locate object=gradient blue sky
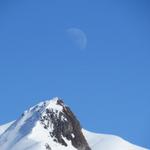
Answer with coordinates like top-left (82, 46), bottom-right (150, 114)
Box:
top-left (0, 0), bottom-right (150, 148)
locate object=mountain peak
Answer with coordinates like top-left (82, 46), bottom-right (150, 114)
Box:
top-left (0, 98), bottom-right (91, 150)
top-left (26, 97), bottom-right (63, 113)
top-left (0, 97), bottom-right (147, 150)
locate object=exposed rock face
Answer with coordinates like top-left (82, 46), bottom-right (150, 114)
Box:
top-left (40, 99), bottom-right (91, 150)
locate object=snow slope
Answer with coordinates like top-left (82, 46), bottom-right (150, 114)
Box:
top-left (83, 130), bottom-right (147, 150)
top-left (0, 97), bottom-right (148, 150)
top-left (0, 121), bottom-right (14, 135)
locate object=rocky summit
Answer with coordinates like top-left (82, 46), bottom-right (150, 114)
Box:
top-left (0, 97), bottom-right (147, 150)
top-left (40, 99), bottom-right (91, 150)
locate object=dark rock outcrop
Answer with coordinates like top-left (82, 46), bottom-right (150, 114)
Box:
top-left (40, 99), bottom-right (91, 150)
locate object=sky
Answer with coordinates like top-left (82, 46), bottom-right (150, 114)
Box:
top-left (0, 0), bottom-right (150, 148)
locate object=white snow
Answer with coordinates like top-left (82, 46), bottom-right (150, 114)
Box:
top-left (83, 129), bottom-right (147, 150)
top-left (0, 97), bottom-right (148, 150)
top-left (0, 121), bottom-right (14, 135)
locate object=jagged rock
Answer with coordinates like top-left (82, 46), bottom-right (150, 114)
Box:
top-left (45, 143), bottom-right (51, 150)
top-left (40, 99), bottom-right (91, 150)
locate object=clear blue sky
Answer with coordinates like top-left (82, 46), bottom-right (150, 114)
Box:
top-left (0, 0), bottom-right (150, 148)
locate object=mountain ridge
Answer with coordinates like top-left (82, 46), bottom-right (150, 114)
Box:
top-left (0, 97), bottom-right (148, 150)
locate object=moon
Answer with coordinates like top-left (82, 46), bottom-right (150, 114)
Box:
top-left (67, 28), bottom-right (87, 50)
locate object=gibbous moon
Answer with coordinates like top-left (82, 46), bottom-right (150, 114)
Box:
top-left (67, 28), bottom-right (87, 50)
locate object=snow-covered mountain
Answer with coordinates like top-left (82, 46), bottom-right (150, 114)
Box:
top-left (0, 97), bottom-right (148, 150)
